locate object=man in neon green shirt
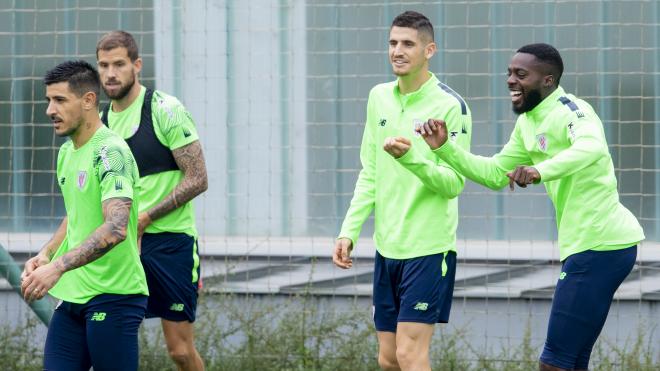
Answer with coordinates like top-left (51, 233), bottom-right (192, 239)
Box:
top-left (332, 11), bottom-right (471, 371)
top-left (96, 31), bottom-right (207, 371)
top-left (21, 60), bottom-right (148, 371)
top-left (418, 43), bottom-right (644, 371)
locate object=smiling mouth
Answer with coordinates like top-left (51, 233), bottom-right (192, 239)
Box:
top-left (510, 90), bottom-right (522, 104)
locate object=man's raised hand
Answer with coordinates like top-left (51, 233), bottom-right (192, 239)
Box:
top-left (416, 119), bottom-right (448, 150)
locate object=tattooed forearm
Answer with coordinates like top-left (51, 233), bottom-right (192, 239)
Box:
top-left (146, 140), bottom-right (208, 221)
top-left (53, 197), bottom-right (132, 273)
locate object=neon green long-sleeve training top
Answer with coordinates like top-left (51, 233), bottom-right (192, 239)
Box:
top-left (435, 86), bottom-right (644, 261)
top-left (339, 73), bottom-right (472, 259)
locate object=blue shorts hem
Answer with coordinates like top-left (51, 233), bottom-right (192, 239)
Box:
top-left (397, 317), bottom-right (445, 324)
top-left (540, 354), bottom-right (574, 370)
top-left (375, 325), bottom-right (397, 333)
top-left (145, 310), bottom-right (196, 322)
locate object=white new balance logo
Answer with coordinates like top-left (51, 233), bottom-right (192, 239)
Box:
top-left (414, 302), bottom-right (428, 311)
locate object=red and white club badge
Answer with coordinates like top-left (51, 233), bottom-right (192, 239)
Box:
top-left (536, 133), bottom-right (548, 152)
top-left (77, 171), bottom-right (87, 189)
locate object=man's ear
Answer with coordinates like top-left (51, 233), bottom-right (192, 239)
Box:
top-left (425, 42), bottom-right (437, 60)
top-left (82, 91), bottom-right (97, 110)
top-left (133, 57), bottom-right (143, 75)
top-left (544, 74), bottom-right (555, 88)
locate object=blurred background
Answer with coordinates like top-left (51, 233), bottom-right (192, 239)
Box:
top-left (1, 1), bottom-right (658, 369)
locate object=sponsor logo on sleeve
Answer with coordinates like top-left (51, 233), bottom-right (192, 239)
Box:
top-left (568, 122), bottom-right (576, 141)
top-left (158, 99), bottom-right (174, 118)
top-left (99, 146), bottom-right (111, 171)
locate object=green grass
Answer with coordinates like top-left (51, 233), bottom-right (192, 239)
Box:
top-left (2, 294), bottom-right (658, 370)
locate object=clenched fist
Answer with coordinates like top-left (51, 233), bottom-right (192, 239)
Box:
top-left (383, 137), bottom-right (411, 158)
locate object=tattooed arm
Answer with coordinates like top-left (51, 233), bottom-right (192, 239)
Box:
top-left (21, 197), bottom-right (132, 302)
top-left (138, 140), bottom-right (208, 230)
top-left (54, 197), bottom-right (132, 271)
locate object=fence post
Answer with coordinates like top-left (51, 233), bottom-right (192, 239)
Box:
top-left (0, 245), bottom-right (53, 326)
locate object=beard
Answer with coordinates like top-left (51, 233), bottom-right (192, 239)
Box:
top-left (54, 118), bottom-right (83, 138)
top-left (103, 74), bottom-right (135, 100)
top-left (512, 88), bottom-right (543, 114)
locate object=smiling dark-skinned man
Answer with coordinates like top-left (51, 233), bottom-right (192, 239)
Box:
top-left (416, 43), bottom-right (644, 371)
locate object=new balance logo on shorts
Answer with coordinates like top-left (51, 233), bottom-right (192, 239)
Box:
top-left (413, 302), bottom-right (429, 311)
top-left (90, 312), bottom-right (106, 321)
top-left (170, 303), bottom-right (185, 312)
top-left (559, 272), bottom-right (567, 280)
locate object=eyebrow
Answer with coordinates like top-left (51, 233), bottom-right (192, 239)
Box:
top-left (45, 94), bottom-right (66, 100)
top-left (389, 38), bottom-right (416, 43)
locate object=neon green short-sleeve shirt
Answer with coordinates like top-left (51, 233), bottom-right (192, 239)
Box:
top-left (50, 125), bottom-right (148, 304)
top-left (104, 86), bottom-right (200, 237)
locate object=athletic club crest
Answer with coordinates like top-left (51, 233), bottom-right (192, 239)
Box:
top-left (413, 118), bottom-right (423, 136)
top-left (77, 171), bottom-right (87, 189)
top-left (536, 133), bottom-right (548, 152)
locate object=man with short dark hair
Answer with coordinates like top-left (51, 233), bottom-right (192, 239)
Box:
top-left (96, 30), bottom-right (207, 371)
top-left (418, 43), bottom-right (644, 371)
top-left (21, 60), bottom-right (148, 371)
top-left (333, 11), bottom-right (472, 371)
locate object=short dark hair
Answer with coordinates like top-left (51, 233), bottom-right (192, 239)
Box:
top-left (392, 11), bottom-right (434, 43)
top-left (517, 43), bottom-right (564, 86)
top-left (44, 60), bottom-right (101, 105)
top-left (96, 30), bottom-right (139, 61)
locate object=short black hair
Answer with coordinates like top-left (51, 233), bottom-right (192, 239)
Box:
top-left (517, 43), bottom-right (564, 86)
top-left (392, 11), bottom-right (434, 43)
top-left (44, 60), bottom-right (101, 106)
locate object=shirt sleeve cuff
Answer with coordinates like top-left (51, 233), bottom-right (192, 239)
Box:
top-left (533, 162), bottom-right (550, 182)
top-left (337, 234), bottom-right (356, 246)
top-left (432, 140), bottom-right (456, 158)
top-left (395, 146), bottom-right (420, 166)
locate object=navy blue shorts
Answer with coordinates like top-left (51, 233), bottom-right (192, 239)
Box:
top-left (44, 293), bottom-right (147, 371)
top-left (141, 232), bottom-right (201, 322)
top-left (540, 245), bottom-right (637, 369)
top-left (373, 251), bottom-right (457, 332)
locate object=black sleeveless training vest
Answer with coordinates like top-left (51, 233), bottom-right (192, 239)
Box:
top-left (101, 88), bottom-right (179, 177)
